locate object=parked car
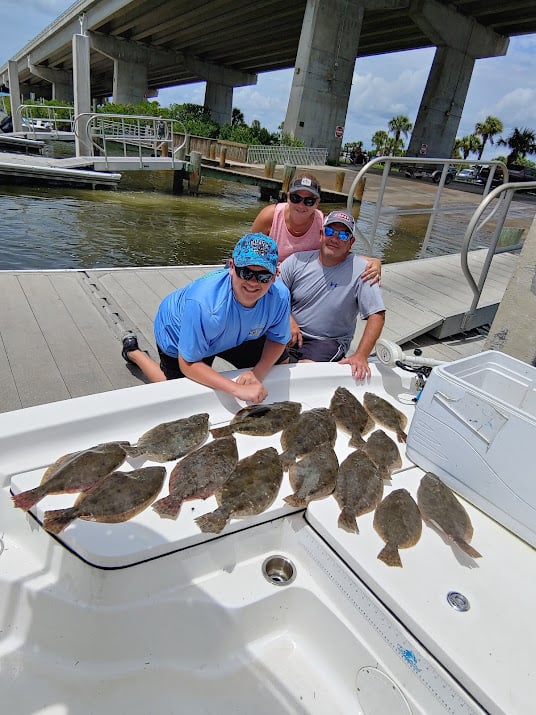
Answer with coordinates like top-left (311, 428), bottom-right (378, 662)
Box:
top-left (455, 167), bottom-right (478, 183)
top-left (505, 165), bottom-right (536, 183)
top-left (475, 166), bottom-right (504, 187)
top-left (404, 165), bottom-right (456, 184)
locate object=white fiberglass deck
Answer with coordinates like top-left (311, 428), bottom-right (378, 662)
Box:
top-left (0, 362), bottom-right (534, 714)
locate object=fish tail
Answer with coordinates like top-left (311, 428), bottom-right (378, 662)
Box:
top-left (283, 494), bottom-right (307, 508)
top-left (377, 543), bottom-right (402, 567)
top-left (42, 508), bottom-right (77, 535)
top-left (278, 452), bottom-right (294, 470)
top-left (210, 425), bottom-right (232, 438)
top-left (12, 486), bottom-right (43, 511)
top-left (338, 508), bottom-right (359, 534)
top-left (195, 508), bottom-right (229, 534)
top-left (152, 495), bottom-right (182, 520)
top-left (122, 444), bottom-right (140, 458)
top-left (396, 430), bottom-right (408, 444)
top-left (349, 433), bottom-right (366, 449)
top-left (454, 538), bottom-right (482, 559)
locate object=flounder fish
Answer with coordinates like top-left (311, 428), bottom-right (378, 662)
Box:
top-left (12, 441), bottom-right (129, 511)
top-left (363, 392), bottom-right (408, 443)
top-left (374, 488), bottom-right (422, 567)
top-left (333, 449), bottom-right (383, 533)
top-left (279, 408), bottom-right (337, 467)
top-left (364, 429), bottom-right (402, 480)
top-left (417, 472), bottom-right (482, 558)
top-left (284, 443), bottom-right (339, 507)
top-left (125, 413), bottom-right (209, 462)
top-left (152, 436), bottom-right (239, 519)
top-left (195, 447), bottom-right (283, 534)
top-left (329, 386), bottom-right (375, 447)
top-left (210, 401), bottom-right (302, 438)
top-left (43, 466), bottom-right (166, 534)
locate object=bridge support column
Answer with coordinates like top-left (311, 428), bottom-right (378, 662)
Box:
top-left (283, 0), bottom-right (364, 164)
top-left (407, 0), bottom-right (508, 159)
top-left (113, 59), bottom-right (148, 105)
top-left (73, 33), bottom-right (92, 157)
top-left (28, 64), bottom-right (73, 102)
top-left (7, 60), bottom-right (22, 132)
top-left (204, 82), bottom-right (233, 126)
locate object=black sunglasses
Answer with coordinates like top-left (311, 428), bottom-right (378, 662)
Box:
top-left (289, 193), bottom-right (317, 207)
top-left (234, 265), bottom-right (274, 283)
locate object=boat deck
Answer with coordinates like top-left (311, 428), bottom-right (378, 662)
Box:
top-left (0, 249), bottom-right (517, 413)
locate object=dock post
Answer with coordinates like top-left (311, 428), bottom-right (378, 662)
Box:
top-left (219, 147), bottom-right (227, 168)
top-left (335, 171), bottom-right (345, 192)
top-left (352, 177), bottom-right (366, 219)
top-left (189, 150), bottom-right (202, 195)
top-left (264, 160), bottom-right (276, 178)
top-left (209, 141), bottom-right (217, 160)
top-left (280, 165), bottom-right (296, 199)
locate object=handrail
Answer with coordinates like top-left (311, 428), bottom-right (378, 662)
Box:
top-left (346, 156), bottom-right (508, 255)
top-left (460, 180), bottom-right (536, 331)
top-left (16, 104), bottom-right (75, 137)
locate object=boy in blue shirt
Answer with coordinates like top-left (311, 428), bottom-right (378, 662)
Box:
top-left (122, 233), bottom-right (290, 404)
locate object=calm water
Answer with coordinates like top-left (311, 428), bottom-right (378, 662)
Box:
top-left (0, 142), bottom-right (444, 270)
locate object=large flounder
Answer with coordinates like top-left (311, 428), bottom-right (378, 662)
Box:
top-left (210, 401), bottom-right (302, 438)
top-left (195, 447), bottom-right (283, 534)
top-left (333, 449), bottom-right (383, 533)
top-left (43, 466), bottom-right (166, 534)
top-left (152, 436), bottom-right (239, 519)
top-left (363, 429), bottom-right (402, 480)
top-left (417, 472), bottom-right (482, 558)
top-left (363, 392), bottom-right (408, 443)
top-left (279, 408), bottom-right (337, 467)
top-left (125, 413), bottom-right (209, 462)
top-left (12, 441), bottom-right (129, 511)
top-left (374, 488), bottom-right (422, 567)
top-left (284, 442), bottom-right (339, 508)
top-left (329, 386), bottom-right (375, 447)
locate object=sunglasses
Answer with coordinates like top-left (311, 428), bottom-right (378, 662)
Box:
top-left (289, 193), bottom-right (317, 207)
top-left (324, 226), bottom-right (352, 241)
top-left (234, 265), bottom-right (274, 283)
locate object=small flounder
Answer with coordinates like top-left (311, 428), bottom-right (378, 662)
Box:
top-left (195, 447), bottom-right (283, 534)
top-left (210, 401), bottom-right (302, 438)
top-left (333, 450), bottom-right (383, 533)
top-left (363, 392), bottom-right (408, 443)
top-left (329, 386), bottom-right (375, 447)
top-left (43, 466), bottom-right (166, 534)
top-left (364, 429), bottom-right (402, 480)
top-left (284, 443), bottom-right (339, 507)
top-left (125, 413), bottom-right (209, 462)
top-left (417, 472), bottom-right (482, 558)
top-left (279, 408), bottom-right (337, 467)
top-left (374, 488), bottom-right (422, 567)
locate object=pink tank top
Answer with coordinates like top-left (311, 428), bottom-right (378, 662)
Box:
top-left (269, 203), bottom-right (323, 262)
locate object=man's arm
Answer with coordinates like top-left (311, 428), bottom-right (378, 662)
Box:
top-left (338, 311), bottom-right (386, 380)
top-left (251, 204), bottom-right (276, 235)
top-left (178, 355), bottom-right (269, 404)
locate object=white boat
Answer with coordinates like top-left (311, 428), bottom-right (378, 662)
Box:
top-left (0, 357), bottom-right (534, 714)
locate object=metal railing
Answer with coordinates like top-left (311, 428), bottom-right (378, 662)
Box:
top-left (73, 113), bottom-right (188, 169)
top-left (17, 104), bottom-right (75, 137)
top-left (247, 145), bottom-right (327, 165)
top-left (460, 180), bottom-right (536, 331)
top-left (346, 156), bottom-right (509, 256)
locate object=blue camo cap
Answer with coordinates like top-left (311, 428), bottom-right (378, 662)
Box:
top-left (232, 233), bottom-right (279, 274)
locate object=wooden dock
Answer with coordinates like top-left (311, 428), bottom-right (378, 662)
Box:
top-left (0, 249), bottom-right (518, 414)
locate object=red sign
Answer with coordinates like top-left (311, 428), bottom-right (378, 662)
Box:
top-left (335, 125), bottom-right (344, 139)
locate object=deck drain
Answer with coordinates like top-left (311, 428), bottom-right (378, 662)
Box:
top-left (262, 555), bottom-right (296, 586)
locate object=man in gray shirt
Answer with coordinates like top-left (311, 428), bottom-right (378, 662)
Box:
top-left (279, 209), bottom-right (385, 381)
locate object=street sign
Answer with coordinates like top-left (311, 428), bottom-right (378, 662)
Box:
top-left (419, 143), bottom-right (427, 155)
top-left (335, 125), bottom-right (344, 138)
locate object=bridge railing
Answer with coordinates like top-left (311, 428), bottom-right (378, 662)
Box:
top-left (247, 145), bottom-right (327, 165)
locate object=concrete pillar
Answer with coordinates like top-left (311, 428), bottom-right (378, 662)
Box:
top-left (283, 0), bottom-right (364, 163)
top-left (73, 33), bottom-right (92, 157)
top-left (7, 60), bottom-right (22, 132)
top-left (28, 64), bottom-right (73, 102)
top-left (407, 0), bottom-right (508, 159)
top-left (204, 81), bottom-right (233, 126)
top-left (113, 58), bottom-right (148, 104)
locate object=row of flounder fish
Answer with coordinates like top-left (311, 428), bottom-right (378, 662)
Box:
top-left (11, 388), bottom-right (481, 566)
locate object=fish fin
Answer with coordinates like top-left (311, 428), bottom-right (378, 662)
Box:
top-left (210, 426), bottom-right (233, 439)
top-left (42, 508), bottom-right (77, 535)
top-left (338, 508), bottom-right (359, 534)
top-left (152, 495), bottom-right (182, 520)
top-left (283, 494), bottom-right (307, 508)
top-left (454, 538), bottom-right (482, 559)
top-left (377, 543), bottom-right (403, 567)
top-left (195, 508), bottom-right (229, 534)
top-left (12, 486), bottom-right (43, 511)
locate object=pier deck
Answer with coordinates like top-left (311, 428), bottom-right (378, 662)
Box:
top-left (0, 249), bottom-right (517, 414)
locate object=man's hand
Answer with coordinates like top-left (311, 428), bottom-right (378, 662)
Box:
top-left (360, 257), bottom-right (382, 286)
top-left (234, 370), bottom-right (268, 403)
top-left (338, 354), bottom-right (371, 381)
top-left (289, 314), bottom-right (303, 347)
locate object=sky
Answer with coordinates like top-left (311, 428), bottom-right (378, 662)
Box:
top-left (2, 0), bottom-right (536, 160)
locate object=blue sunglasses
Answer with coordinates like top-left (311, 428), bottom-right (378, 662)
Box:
top-left (324, 226), bottom-right (352, 241)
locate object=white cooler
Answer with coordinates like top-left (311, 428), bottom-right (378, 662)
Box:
top-left (406, 350), bottom-right (536, 548)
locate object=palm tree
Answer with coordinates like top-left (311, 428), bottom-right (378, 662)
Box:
top-left (387, 115), bottom-right (413, 153)
top-left (474, 116), bottom-right (503, 160)
top-left (371, 130), bottom-right (390, 155)
top-left (455, 134), bottom-right (482, 160)
top-left (498, 127), bottom-right (536, 165)
top-left (231, 107), bottom-right (245, 127)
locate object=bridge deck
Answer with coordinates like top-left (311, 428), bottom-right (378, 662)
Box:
top-left (0, 249), bottom-right (517, 414)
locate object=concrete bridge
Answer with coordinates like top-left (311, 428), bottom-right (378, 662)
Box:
top-left (1, 1), bottom-right (536, 162)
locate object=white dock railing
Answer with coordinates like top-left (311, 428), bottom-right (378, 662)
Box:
top-left (247, 145), bottom-right (327, 165)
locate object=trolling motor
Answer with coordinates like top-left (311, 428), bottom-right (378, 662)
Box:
top-left (374, 338), bottom-right (446, 399)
